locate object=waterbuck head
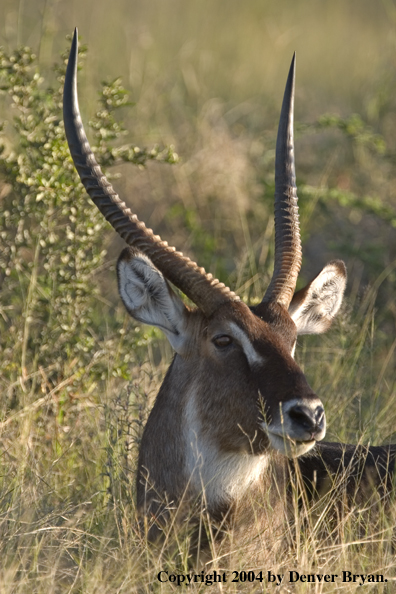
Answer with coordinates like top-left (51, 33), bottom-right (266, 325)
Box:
top-left (63, 30), bottom-right (346, 515)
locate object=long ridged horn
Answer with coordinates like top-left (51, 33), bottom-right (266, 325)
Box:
top-left (63, 29), bottom-right (238, 316)
top-left (262, 54), bottom-right (302, 308)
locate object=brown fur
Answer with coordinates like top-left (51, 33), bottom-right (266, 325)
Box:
top-left (136, 300), bottom-right (323, 544)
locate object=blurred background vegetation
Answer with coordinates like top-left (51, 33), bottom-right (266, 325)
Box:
top-left (1, 0), bottom-right (396, 590)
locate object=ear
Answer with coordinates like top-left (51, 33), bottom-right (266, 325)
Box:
top-left (288, 260), bottom-right (347, 335)
top-left (117, 248), bottom-right (191, 354)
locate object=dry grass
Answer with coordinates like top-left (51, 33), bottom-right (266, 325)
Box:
top-left (0, 315), bottom-right (396, 592)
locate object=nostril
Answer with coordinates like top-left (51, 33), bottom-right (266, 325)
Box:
top-left (288, 405), bottom-right (316, 431)
top-left (315, 406), bottom-right (325, 429)
top-left (288, 404), bottom-right (325, 435)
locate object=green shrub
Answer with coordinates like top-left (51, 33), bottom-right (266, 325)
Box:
top-left (0, 40), bottom-right (177, 409)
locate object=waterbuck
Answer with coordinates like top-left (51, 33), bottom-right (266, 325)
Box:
top-left (63, 30), bottom-right (395, 552)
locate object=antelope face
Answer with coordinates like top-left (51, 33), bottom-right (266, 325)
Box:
top-left (115, 252), bottom-right (345, 462)
top-left (198, 299), bottom-right (325, 458)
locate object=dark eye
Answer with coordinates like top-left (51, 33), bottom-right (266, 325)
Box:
top-left (213, 334), bottom-right (233, 348)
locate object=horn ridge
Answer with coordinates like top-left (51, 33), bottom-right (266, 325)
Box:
top-left (263, 53), bottom-right (302, 308)
top-left (63, 29), bottom-right (238, 316)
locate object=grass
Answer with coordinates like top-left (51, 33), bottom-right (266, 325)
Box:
top-left (0, 371), bottom-right (396, 593)
top-left (1, 0), bottom-right (396, 591)
top-left (1, 284), bottom-right (396, 592)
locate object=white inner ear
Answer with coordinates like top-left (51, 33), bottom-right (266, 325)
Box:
top-left (117, 250), bottom-right (189, 353)
top-left (289, 260), bottom-right (347, 335)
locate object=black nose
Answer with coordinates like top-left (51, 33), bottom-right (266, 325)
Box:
top-left (288, 404), bottom-right (325, 437)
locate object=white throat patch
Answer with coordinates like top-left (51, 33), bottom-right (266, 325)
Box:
top-left (184, 390), bottom-right (269, 507)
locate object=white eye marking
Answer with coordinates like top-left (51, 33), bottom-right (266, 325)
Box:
top-left (228, 322), bottom-right (263, 366)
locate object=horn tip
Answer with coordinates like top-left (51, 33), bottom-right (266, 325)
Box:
top-left (289, 52), bottom-right (296, 82)
top-left (71, 28), bottom-right (78, 51)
